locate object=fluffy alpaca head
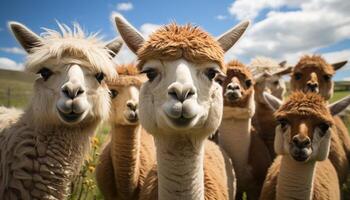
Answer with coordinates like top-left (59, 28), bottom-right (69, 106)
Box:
top-left (222, 60), bottom-right (254, 109)
top-left (250, 56), bottom-right (291, 103)
top-left (291, 55), bottom-right (347, 100)
top-left (274, 92), bottom-right (334, 163)
top-left (107, 63), bottom-right (145, 125)
top-left (9, 21), bottom-right (122, 127)
top-left (114, 14), bottom-right (249, 138)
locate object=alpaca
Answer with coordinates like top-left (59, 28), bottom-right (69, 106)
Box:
top-left (0, 22), bottom-right (122, 199)
top-left (95, 63), bottom-right (156, 200)
top-left (290, 55), bottom-right (349, 183)
top-left (250, 57), bottom-right (292, 158)
top-left (260, 91), bottom-right (350, 200)
top-left (218, 60), bottom-right (272, 200)
top-left (114, 14), bottom-right (250, 200)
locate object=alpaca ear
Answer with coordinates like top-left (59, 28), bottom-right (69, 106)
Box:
top-left (328, 95), bottom-right (350, 116)
top-left (105, 37), bottom-right (123, 57)
top-left (113, 14), bottom-right (145, 54)
top-left (272, 66), bottom-right (293, 77)
top-left (8, 21), bottom-right (42, 53)
top-left (279, 60), bottom-right (287, 67)
top-left (332, 60), bottom-right (347, 71)
top-left (216, 20), bottom-right (250, 52)
top-left (263, 92), bottom-right (282, 111)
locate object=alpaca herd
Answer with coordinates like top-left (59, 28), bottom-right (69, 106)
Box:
top-left (0, 13), bottom-right (350, 200)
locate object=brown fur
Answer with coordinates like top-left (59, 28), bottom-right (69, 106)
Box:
top-left (139, 140), bottom-right (235, 200)
top-left (96, 66), bottom-right (156, 199)
top-left (220, 60), bottom-right (271, 199)
top-left (290, 55), bottom-right (350, 183)
top-left (223, 60), bottom-right (254, 108)
top-left (260, 92), bottom-right (340, 200)
top-left (107, 64), bottom-right (145, 87)
top-left (260, 156), bottom-right (339, 200)
top-left (137, 24), bottom-right (225, 71)
top-left (96, 127), bottom-right (156, 200)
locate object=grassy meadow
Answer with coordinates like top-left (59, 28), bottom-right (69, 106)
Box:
top-left (0, 68), bottom-right (350, 199)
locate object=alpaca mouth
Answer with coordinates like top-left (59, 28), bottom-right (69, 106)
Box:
top-left (166, 114), bottom-right (198, 128)
top-left (126, 112), bottom-right (138, 123)
top-left (291, 148), bottom-right (311, 162)
top-left (57, 108), bottom-right (85, 124)
top-left (225, 90), bottom-right (242, 102)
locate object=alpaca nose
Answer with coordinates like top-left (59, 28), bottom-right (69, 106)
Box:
top-left (306, 82), bottom-right (318, 92)
top-left (168, 82), bottom-right (196, 103)
top-left (61, 82), bottom-right (85, 99)
top-left (126, 100), bottom-right (138, 111)
top-left (227, 83), bottom-right (240, 91)
top-left (292, 136), bottom-right (311, 148)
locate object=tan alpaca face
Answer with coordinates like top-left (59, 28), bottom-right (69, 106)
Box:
top-left (275, 116), bottom-right (332, 162)
top-left (33, 62), bottom-right (111, 125)
top-left (139, 59), bottom-right (223, 136)
top-left (264, 75), bottom-right (286, 99)
top-left (291, 66), bottom-right (334, 100)
top-left (222, 68), bottom-right (253, 107)
top-left (108, 84), bottom-right (140, 125)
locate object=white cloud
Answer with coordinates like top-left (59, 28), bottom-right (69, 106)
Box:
top-left (0, 57), bottom-right (24, 70)
top-left (216, 15), bottom-right (227, 20)
top-left (225, 0), bottom-right (350, 68)
top-left (0, 47), bottom-right (26, 55)
top-left (117, 2), bottom-right (133, 11)
top-left (140, 23), bottom-right (161, 37)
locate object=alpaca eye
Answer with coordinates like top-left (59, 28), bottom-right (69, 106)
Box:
top-left (141, 69), bottom-right (158, 82)
top-left (245, 79), bottom-right (252, 87)
top-left (109, 89), bottom-right (118, 99)
top-left (37, 67), bottom-right (53, 81)
top-left (323, 74), bottom-right (331, 81)
top-left (273, 80), bottom-right (279, 85)
top-left (95, 72), bottom-right (105, 83)
top-left (319, 123), bottom-right (330, 135)
top-left (278, 119), bottom-right (288, 128)
top-left (294, 73), bottom-right (302, 80)
top-left (206, 68), bottom-right (220, 81)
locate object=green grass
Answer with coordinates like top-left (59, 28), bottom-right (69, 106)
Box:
top-left (330, 90), bottom-right (350, 103)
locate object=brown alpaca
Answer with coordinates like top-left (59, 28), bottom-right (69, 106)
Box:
top-left (260, 92), bottom-right (350, 200)
top-left (218, 60), bottom-right (272, 200)
top-left (250, 57), bottom-right (292, 158)
top-left (0, 22), bottom-right (122, 199)
top-left (95, 64), bottom-right (156, 200)
top-left (114, 13), bottom-right (250, 199)
top-left (290, 55), bottom-right (349, 183)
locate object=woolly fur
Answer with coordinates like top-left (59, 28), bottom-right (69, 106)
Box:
top-left (137, 24), bottom-right (225, 71)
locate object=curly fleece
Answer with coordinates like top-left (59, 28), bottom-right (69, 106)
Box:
top-left (108, 64), bottom-right (145, 87)
top-left (274, 91), bottom-right (334, 125)
top-left (294, 55), bottom-right (334, 75)
top-left (136, 24), bottom-right (225, 71)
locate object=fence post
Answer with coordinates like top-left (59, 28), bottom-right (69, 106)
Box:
top-left (7, 87), bottom-right (11, 107)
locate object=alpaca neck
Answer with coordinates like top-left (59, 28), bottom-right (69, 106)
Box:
top-left (155, 135), bottom-right (205, 200)
top-left (277, 156), bottom-right (316, 200)
top-left (110, 124), bottom-right (141, 198)
top-left (219, 103), bottom-right (254, 186)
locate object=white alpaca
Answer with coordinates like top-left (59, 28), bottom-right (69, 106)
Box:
top-left (250, 57), bottom-right (292, 158)
top-left (260, 92), bottom-right (350, 200)
top-left (0, 22), bottom-right (122, 199)
top-left (114, 14), bottom-right (250, 200)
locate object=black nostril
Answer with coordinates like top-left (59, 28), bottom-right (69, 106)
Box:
top-left (62, 88), bottom-right (70, 98)
top-left (293, 137), bottom-right (311, 148)
top-left (303, 139), bottom-right (311, 147)
top-left (228, 84), bottom-right (240, 90)
top-left (77, 88), bottom-right (85, 96)
top-left (292, 137), bottom-right (299, 145)
top-left (307, 83), bottom-right (318, 89)
top-left (127, 102), bottom-right (137, 111)
top-left (168, 91), bottom-right (178, 99)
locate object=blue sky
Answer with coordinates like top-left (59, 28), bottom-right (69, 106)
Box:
top-left (0, 0), bottom-right (350, 80)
